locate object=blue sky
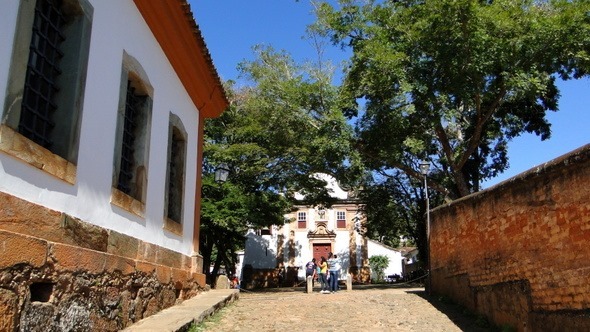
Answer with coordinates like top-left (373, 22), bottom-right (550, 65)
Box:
top-left (191, 0), bottom-right (590, 188)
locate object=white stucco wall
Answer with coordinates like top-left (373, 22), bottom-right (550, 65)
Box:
top-left (242, 230), bottom-right (278, 269)
top-left (294, 173), bottom-right (349, 200)
top-left (367, 239), bottom-right (403, 279)
top-left (0, 2), bottom-right (19, 95)
top-left (0, 1), bottom-right (201, 255)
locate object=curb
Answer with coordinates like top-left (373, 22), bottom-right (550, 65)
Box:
top-left (122, 289), bottom-right (239, 331)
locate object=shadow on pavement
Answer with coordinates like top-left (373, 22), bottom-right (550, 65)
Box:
top-left (237, 284), bottom-right (499, 331)
top-left (406, 290), bottom-right (499, 332)
top-left (238, 282), bottom-right (424, 294)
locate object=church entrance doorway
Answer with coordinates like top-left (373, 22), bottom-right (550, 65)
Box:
top-left (312, 243), bottom-right (331, 263)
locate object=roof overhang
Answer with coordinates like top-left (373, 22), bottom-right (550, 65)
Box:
top-left (133, 0), bottom-right (228, 118)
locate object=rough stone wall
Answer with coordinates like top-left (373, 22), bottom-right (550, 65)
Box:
top-left (348, 266), bottom-right (371, 284)
top-left (241, 268), bottom-right (282, 289)
top-left (0, 192), bottom-right (206, 331)
top-left (430, 144), bottom-right (590, 331)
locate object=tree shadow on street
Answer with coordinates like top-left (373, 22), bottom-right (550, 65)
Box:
top-left (406, 289), bottom-right (502, 332)
top-left (238, 281), bottom-right (424, 294)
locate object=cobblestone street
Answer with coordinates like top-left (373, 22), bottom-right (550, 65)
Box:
top-left (197, 285), bottom-right (495, 331)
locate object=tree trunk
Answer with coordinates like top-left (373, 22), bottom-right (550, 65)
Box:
top-left (210, 254), bottom-right (223, 288)
top-left (200, 235), bottom-right (213, 285)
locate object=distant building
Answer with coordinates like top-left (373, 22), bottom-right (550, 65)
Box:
top-left (0, 0), bottom-right (226, 330)
top-left (400, 247), bottom-right (422, 280)
top-left (366, 239), bottom-right (404, 280)
top-left (239, 173), bottom-right (404, 288)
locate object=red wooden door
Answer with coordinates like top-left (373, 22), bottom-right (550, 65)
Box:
top-left (313, 243), bottom-right (331, 263)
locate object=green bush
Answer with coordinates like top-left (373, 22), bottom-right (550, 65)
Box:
top-left (368, 255), bottom-right (389, 282)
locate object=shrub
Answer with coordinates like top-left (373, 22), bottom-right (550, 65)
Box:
top-left (368, 255), bottom-right (389, 282)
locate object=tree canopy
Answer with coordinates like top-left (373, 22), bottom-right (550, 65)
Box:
top-left (200, 45), bottom-right (360, 283)
top-left (316, 0), bottom-right (590, 199)
top-left (200, 0), bottom-right (590, 279)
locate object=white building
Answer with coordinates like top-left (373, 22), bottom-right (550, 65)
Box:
top-left (366, 239), bottom-right (404, 280)
top-left (239, 174), bottom-right (404, 288)
top-left (0, 0), bottom-right (226, 330)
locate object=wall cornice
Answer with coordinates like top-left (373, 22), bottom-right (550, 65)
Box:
top-left (133, 0), bottom-right (228, 118)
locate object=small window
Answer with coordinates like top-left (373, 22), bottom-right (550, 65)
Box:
top-left (297, 212), bottom-right (307, 229)
top-left (260, 227), bottom-right (272, 236)
top-left (336, 211), bottom-right (346, 228)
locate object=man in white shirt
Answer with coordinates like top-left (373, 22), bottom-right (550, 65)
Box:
top-left (327, 253), bottom-right (340, 293)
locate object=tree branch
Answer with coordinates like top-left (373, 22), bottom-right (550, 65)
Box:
top-left (457, 87), bottom-right (506, 169)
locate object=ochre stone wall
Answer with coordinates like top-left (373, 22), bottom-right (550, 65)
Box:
top-left (241, 267), bottom-right (283, 289)
top-left (430, 144), bottom-right (590, 331)
top-left (348, 266), bottom-right (371, 284)
top-left (0, 192), bottom-right (206, 331)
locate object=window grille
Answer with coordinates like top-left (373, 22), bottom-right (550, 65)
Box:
top-left (117, 81), bottom-right (142, 194)
top-left (167, 130), bottom-right (184, 222)
top-left (19, 0), bottom-right (65, 148)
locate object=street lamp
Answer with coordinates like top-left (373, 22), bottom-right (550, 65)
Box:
top-left (419, 161), bottom-right (430, 238)
top-left (419, 160), bottom-right (431, 294)
top-left (214, 163), bottom-right (229, 183)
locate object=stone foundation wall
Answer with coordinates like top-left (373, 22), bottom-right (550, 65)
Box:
top-left (241, 267), bottom-right (283, 289)
top-left (348, 266), bottom-right (371, 284)
top-left (0, 192), bottom-right (206, 331)
top-left (430, 144), bottom-right (590, 331)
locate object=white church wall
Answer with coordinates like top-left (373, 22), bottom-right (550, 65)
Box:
top-left (367, 239), bottom-right (404, 279)
top-left (242, 230), bottom-right (278, 269)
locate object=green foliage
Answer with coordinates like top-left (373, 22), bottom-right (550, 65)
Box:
top-left (201, 45), bottom-right (360, 284)
top-left (187, 305), bottom-right (232, 331)
top-left (359, 171), bottom-right (442, 262)
top-left (316, 0), bottom-right (590, 199)
top-left (307, 0), bottom-right (590, 267)
top-left (368, 255), bottom-right (389, 282)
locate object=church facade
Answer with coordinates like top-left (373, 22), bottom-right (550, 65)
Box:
top-left (238, 174), bottom-right (403, 288)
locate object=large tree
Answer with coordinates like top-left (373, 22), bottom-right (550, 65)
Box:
top-left (200, 45), bottom-right (360, 285)
top-left (316, 0), bottom-right (590, 199)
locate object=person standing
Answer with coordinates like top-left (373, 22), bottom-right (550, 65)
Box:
top-left (327, 253), bottom-right (341, 293)
top-left (315, 261), bottom-right (321, 284)
top-left (305, 258), bottom-right (317, 291)
top-left (231, 275), bottom-right (240, 289)
top-left (318, 256), bottom-right (329, 293)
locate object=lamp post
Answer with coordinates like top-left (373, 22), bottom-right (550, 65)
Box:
top-left (419, 160), bottom-right (431, 294)
top-left (214, 163), bottom-right (229, 183)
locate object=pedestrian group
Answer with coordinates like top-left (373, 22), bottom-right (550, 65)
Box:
top-left (305, 252), bottom-right (341, 294)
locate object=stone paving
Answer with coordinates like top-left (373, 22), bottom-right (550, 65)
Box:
top-left (196, 284), bottom-right (497, 331)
